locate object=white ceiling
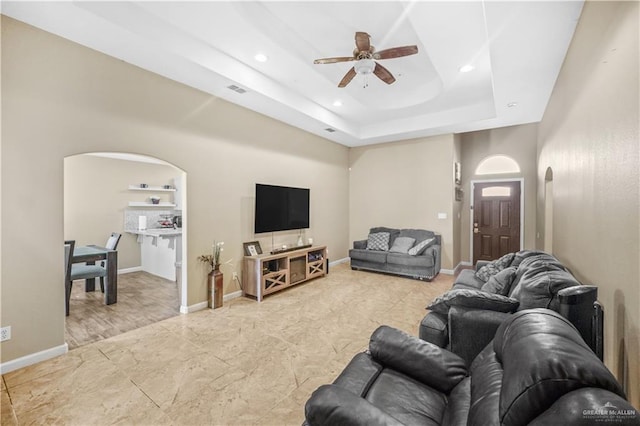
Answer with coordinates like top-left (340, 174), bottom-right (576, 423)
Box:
top-left (2, 1), bottom-right (583, 147)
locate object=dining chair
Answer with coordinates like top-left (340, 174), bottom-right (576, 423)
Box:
top-left (64, 240), bottom-right (76, 317)
top-left (70, 232), bottom-right (121, 295)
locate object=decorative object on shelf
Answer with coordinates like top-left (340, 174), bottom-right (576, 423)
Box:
top-left (455, 186), bottom-right (463, 202)
top-left (243, 241), bottom-right (263, 256)
top-left (198, 241), bottom-right (225, 309)
top-left (163, 185), bottom-right (173, 189)
top-left (140, 183), bottom-right (148, 188)
top-left (150, 196), bottom-right (161, 205)
top-left (454, 162), bottom-right (461, 185)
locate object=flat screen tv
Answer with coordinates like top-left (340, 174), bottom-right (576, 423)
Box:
top-left (255, 184), bottom-right (310, 234)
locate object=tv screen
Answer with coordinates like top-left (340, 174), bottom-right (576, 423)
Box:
top-left (255, 184), bottom-right (310, 233)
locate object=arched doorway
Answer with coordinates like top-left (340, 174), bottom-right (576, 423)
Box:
top-left (64, 152), bottom-right (187, 349)
top-left (544, 167), bottom-right (554, 253)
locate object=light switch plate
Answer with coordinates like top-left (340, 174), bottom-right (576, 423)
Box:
top-left (438, 213), bottom-right (447, 219)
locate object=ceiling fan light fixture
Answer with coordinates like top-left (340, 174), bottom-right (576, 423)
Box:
top-left (354, 58), bottom-right (375, 75)
top-left (459, 64), bottom-right (475, 73)
top-left (333, 100), bottom-right (343, 107)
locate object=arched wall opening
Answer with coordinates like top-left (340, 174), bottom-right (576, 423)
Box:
top-left (63, 152), bottom-right (187, 348)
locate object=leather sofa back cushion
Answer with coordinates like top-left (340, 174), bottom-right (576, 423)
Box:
top-left (493, 310), bottom-right (625, 425)
top-left (510, 260), bottom-right (580, 311)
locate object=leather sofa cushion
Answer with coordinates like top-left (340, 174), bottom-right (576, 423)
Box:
top-left (333, 352), bottom-right (382, 397)
top-left (366, 369), bottom-right (446, 426)
top-left (349, 249), bottom-right (387, 264)
top-left (419, 312), bottom-right (448, 347)
top-left (493, 309), bottom-right (625, 425)
top-left (441, 377), bottom-right (471, 426)
top-left (468, 344), bottom-right (502, 426)
top-left (511, 262), bottom-right (581, 311)
top-left (369, 326), bottom-right (467, 393)
top-left (387, 252), bottom-right (434, 267)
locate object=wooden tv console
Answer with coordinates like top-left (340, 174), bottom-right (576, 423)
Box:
top-left (242, 245), bottom-right (327, 302)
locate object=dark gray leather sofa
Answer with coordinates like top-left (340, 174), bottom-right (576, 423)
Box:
top-left (349, 227), bottom-right (441, 281)
top-left (420, 250), bottom-right (603, 365)
top-left (304, 309), bottom-right (639, 426)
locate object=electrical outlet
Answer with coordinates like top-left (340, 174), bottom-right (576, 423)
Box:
top-left (0, 326), bottom-right (11, 342)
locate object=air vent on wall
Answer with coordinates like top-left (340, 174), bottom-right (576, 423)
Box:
top-left (227, 84), bottom-right (247, 94)
top-left (324, 128), bottom-right (336, 133)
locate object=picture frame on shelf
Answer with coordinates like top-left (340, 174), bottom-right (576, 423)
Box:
top-left (243, 241), bottom-right (262, 256)
top-left (454, 162), bottom-right (461, 185)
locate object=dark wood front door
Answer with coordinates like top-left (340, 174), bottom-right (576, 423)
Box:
top-left (473, 181), bottom-right (521, 263)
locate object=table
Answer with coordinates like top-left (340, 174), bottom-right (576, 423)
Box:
top-left (72, 245), bottom-right (118, 305)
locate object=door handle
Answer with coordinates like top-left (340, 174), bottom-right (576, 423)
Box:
top-left (474, 228), bottom-right (479, 234)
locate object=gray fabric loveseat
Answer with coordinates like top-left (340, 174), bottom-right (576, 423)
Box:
top-left (349, 227), bottom-right (441, 281)
top-left (420, 250), bottom-right (603, 365)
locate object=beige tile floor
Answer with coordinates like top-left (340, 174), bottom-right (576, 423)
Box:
top-left (1, 263), bottom-right (453, 426)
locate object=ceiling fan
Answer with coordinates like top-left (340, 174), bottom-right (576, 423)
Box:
top-left (313, 32), bottom-right (418, 88)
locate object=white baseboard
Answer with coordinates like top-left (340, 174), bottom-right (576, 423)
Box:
top-left (179, 301), bottom-right (208, 314)
top-left (223, 290), bottom-right (242, 302)
top-left (118, 266), bottom-right (143, 274)
top-left (0, 343), bottom-right (68, 374)
top-left (329, 257), bottom-right (349, 266)
top-left (453, 261), bottom-right (473, 275)
top-left (440, 268), bottom-right (455, 275)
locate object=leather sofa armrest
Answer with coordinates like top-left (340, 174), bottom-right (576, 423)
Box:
top-left (475, 260), bottom-right (491, 271)
top-left (353, 239), bottom-right (367, 249)
top-left (529, 388), bottom-right (639, 425)
top-left (558, 285), bottom-right (603, 360)
top-left (369, 326), bottom-right (467, 393)
top-left (448, 306), bottom-right (512, 366)
top-left (305, 385), bottom-right (404, 426)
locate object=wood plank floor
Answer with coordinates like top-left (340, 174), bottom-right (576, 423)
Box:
top-left (64, 271), bottom-right (180, 350)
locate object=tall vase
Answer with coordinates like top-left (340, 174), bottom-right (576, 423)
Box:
top-left (208, 265), bottom-right (224, 309)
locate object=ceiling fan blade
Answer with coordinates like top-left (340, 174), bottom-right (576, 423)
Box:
top-left (373, 63), bottom-right (396, 85)
top-left (313, 57), bottom-right (355, 64)
top-left (338, 67), bottom-right (357, 88)
top-left (373, 45), bottom-right (419, 60)
top-left (355, 32), bottom-right (371, 52)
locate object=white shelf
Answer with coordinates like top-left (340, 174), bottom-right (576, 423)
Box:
top-left (128, 202), bottom-right (176, 208)
top-left (128, 185), bottom-right (176, 192)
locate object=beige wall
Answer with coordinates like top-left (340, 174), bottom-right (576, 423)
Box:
top-left (349, 134), bottom-right (457, 270)
top-left (64, 155), bottom-right (179, 269)
top-left (459, 124), bottom-right (539, 263)
top-left (537, 1), bottom-right (639, 405)
top-left (1, 17), bottom-right (349, 364)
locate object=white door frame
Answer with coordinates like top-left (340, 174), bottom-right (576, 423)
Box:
top-left (469, 178), bottom-right (524, 263)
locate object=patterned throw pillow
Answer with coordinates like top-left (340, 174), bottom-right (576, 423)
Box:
top-left (389, 237), bottom-right (416, 254)
top-left (426, 289), bottom-right (520, 314)
top-left (367, 232), bottom-right (390, 251)
top-left (408, 238), bottom-right (435, 256)
top-left (475, 253), bottom-right (516, 282)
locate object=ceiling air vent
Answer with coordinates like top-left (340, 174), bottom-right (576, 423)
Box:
top-left (227, 84), bottom-right (247, 94)
top-left (324, 128), bottom-right (336, 133)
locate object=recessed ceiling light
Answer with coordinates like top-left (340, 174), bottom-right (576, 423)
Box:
top-left (254, 53), bottom-right (268, 63)
top-left (507, 102), bottom-right (518, 108)
top-left (459, 64), bottom-right (475, 73)
top-left (333, 100), bottom-right (343, 107)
